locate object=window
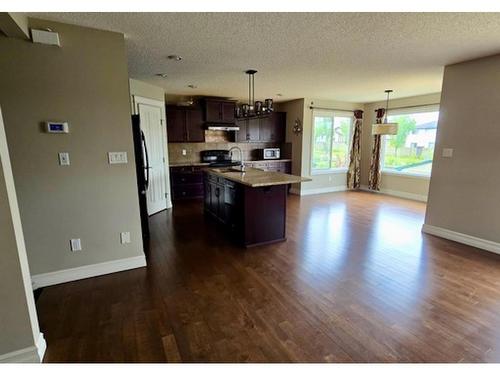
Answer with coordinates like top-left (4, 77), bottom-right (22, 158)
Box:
top-left (311, 111), bottom-right (353, 172)
top-left (381, 106), bottom-right (439, 177)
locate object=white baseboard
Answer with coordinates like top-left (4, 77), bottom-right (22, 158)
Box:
top-left (359, 184), bottom-right (427, 202)
top-left (291, 185), bottom-right (348, 196)
top-left (31, 255), bottom-right (147, 289)
top-left (0, 333), bottom-right (46, 363)
top-left (422, 224), bottom-right (500, 256)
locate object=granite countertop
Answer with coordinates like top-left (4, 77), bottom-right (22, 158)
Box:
top-left (169, 159), bottom-right (292, 167)
top-left (169, 162), bottom-right (211, 167)
top-left (208, 167), bottom-right (311, 188)
top-left (245, 159), bottom-right (292, 163)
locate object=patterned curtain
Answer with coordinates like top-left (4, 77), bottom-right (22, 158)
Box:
top-left (368, 108), bottom-right (386, 191)
top-left (347, 110), bottom-right (363, 189)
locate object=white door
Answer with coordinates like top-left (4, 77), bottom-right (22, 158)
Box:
top-left (138, 102), bottom-right (167, 215)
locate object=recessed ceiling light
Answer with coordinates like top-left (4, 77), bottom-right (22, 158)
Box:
top-left (156, 73), bottom-right (168, 78)
top-left (187, 84), bottom-right (198, 89)
top-left (167, 55), bottom-right (183, 61)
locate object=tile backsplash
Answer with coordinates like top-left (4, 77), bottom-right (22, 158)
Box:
top-left (168, 142), bottom-right (292, 164)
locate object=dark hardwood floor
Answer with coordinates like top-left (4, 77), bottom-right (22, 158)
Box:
top-left (36, 191), bottom-right (500, 362)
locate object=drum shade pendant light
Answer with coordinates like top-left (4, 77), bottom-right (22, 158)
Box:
top-left (372, 90), bottom-right (398, 135)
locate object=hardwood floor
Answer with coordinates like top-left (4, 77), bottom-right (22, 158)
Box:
top-left (36, 191), bottom-right (500, 362)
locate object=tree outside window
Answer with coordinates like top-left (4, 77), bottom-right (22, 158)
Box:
top-left (382, 110), bottom-right (439, 176)
top-left (312, 113), bottom-right (353, 172)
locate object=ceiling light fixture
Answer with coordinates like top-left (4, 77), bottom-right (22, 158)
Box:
top-left (187, 84), bottom-right (197, 89)
top-left (167, 54), bottom-right (183, 61)
top-left (237, 70), bottom-right (274, 118)
top-left (372, 89), bottom-right (398, 135)
top-left (155, 73), bottom-right (168, 78)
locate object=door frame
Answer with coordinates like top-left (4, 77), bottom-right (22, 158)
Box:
top-left (132, 95), bottom-right (172, 210)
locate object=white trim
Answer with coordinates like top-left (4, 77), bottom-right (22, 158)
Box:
top-left (422, 224), bottom-right (500, 256)
top-left (291, 185), bottom-right (348, 196)
top-left (132, 96), bottom-right (165, 115)
top-left (381, 170), bottom-right (431, 180)
top-left (359, 184), bottom-right (427, 202)
top-left (31, 255), bottom-right (147, 289)
top-left (311, 168), bottom-right (348, 176)
top-left (0, 333), bottom-right (46, 363)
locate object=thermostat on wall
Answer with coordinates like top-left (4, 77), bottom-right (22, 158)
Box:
top-left (46, 121), bottom-right (69, 133)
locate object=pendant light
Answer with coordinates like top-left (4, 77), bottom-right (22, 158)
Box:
top-left (247, 69), bottom-right (257, 115)
top-left (237, 70), bottom-right (274, 118)
top-left (372, 90), bottom-right (398, 135)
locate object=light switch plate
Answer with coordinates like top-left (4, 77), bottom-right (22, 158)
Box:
top-left (70, 238), bottom-right (82, 251)
top-left (108, 152), bottom-right (128, 164)
top-left (442, 148), bottom-right (453, 158)
top-left (120, 232), bottom-right (131, 244)
top-left (182, 149), bottom-right (187, 156)
top-left (58, 152), bottom-right (70, 166)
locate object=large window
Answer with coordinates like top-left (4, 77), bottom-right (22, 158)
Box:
top-left (311, 111), bottom-right (353, 172)
top-left (382, 106), bottom-right (439, 177)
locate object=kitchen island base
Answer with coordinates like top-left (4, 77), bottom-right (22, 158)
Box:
top-left (204, 171), bottom-right (292, 247)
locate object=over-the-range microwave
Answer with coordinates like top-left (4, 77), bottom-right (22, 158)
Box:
top-left (261, 148), bottom-right (281, 160)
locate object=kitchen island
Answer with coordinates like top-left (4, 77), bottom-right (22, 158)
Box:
top-left (204, 167), bottom-right (311, 247)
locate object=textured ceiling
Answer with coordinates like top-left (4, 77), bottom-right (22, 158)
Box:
top-left (29, 12), bottom-right (500, 103)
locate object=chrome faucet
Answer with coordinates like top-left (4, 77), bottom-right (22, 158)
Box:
top-left (229, 146), bottom-right (246, 172)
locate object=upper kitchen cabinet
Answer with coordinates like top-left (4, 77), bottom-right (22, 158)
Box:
top-left (236, 112), bottom-right (286, 143)
top-left (166, 105), bottom-right (205, 143)
top-left (272, 112), bottom-right (286, 142)
top-left (204, 99), bottom-right (236, 124)
top-left (236, 118), bottom-right (260, 142)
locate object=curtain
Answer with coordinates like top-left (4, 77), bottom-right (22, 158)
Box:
top-left (368, 108), bottom-right (385, 191)
top-left (347, 110), bottom-right (363, 189)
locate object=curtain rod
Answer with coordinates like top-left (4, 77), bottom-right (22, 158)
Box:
top-left (309, 102), bottom-right (440, 112)
top-left (386, 102), bottom-right (440, 111)
top-left (309, 106), bottom-right (357, 112)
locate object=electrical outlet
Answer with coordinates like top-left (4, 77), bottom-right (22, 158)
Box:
top-left (70, 238), bottom-right (82, 251)
top-left (442, 148), bottom-right (453, 158)
top-left (182, 149), bottom-right (187, 156)
top-left (120, 232), bottom-right (131, 244)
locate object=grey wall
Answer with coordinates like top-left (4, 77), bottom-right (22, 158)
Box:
top-left (0, 19), bottom-right (144, 276)
top-left (425, 53), bottom-right (500, 242)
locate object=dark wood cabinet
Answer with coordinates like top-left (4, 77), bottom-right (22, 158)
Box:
top-left (204, 171), bottom-right (287, 247)
top-left (269, 112), bottom-right (286, 143)
top-left (236, 112), bottom-right (286, 143)
top-left (204, 99), bottom-right (236, 124)
top-left (170, 166), bottom-right (204, 200)
top-left (166, 106), bottom-right (205, 143)
top-left (244, 161), bottom-right (291, 173)
top-left (237, 118), bottom-right (260, 142)
top-left (166, 106), bottom-right (187, 142)
top-left (204, 173), bottom-right (232, 225)
top-left (185, 109), bottom-right (205, 142)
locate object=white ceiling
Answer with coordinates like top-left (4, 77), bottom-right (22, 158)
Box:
top-left (29, 12), bottom-right (500, 103)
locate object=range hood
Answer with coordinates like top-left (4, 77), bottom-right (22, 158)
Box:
top-left (207, 125), bottom-right (240, 131)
